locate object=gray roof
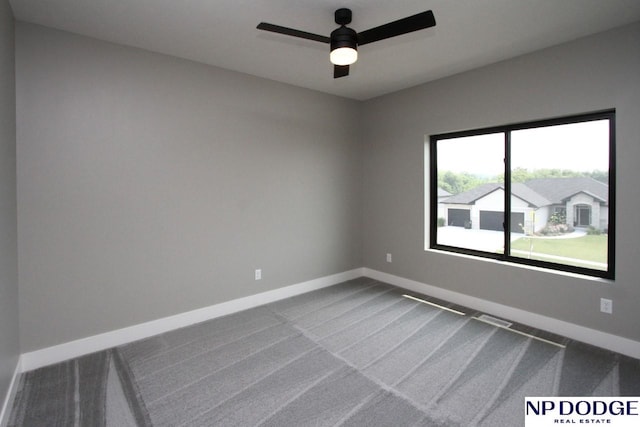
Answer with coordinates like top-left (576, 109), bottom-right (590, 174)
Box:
top-left (443, 183), bottom-right (502, 204)
top-left (438, 188), bottom-right (453, 197)
top-left (442, 182), bottom-right (551, 207)
top-left (512, 182), bottom-right (552, 207)
top-left (524, 177), bottom-right (608, 205)
top-left (441, 177), bottom-right (607, 207)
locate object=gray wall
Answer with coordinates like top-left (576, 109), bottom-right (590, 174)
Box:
top-left (16, 23), bottom-right (362, 352)
top-left (0, 0), bottom-right (18, 408)
top-left (362, 23), bottom-right (640, 342)
top-left (13, 19), bottom-right (640, 354)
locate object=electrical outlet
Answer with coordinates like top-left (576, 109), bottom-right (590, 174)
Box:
top-left (255, 269), bottom-right (262, 281)
top-left (600, 298), bottom-right (612, 314)
top-left (386, 253), bottom-right (392, 263)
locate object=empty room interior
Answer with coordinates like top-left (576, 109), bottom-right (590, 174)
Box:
top-left (1, 0), bottom-right (640, 426)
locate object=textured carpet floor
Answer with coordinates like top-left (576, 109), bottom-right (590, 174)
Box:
top-left (8, 277), bottom-right (640, 426)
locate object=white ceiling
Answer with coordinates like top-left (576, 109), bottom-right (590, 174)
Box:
top-left (10, 0), bottom-right (640, 100)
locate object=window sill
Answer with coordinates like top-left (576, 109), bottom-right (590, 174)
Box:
top-left (424, 248), bottom-right (614, 284)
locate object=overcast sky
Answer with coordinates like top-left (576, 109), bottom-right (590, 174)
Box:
top-left (436, 119), bottom-right (610, 176)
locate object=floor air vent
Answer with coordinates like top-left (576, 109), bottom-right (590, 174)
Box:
top-left (473, 314), bottom-right (565, 348)
top-left (476, 314), bottom-right (512, 328)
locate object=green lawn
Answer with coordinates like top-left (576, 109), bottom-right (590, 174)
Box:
top-left (510, 234), bottom-right (608, 266)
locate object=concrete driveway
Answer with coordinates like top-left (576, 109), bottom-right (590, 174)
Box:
top-left (436, 227), bottom-right (529, 252)
top-left (436, 226), bottom-right (590, 257)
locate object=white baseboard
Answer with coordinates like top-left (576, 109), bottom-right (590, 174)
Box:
top-left (0, 356), bottom-right (22, 427)
top-left (20, 268), bottom-right (364, 372)
top-left (363, 268), bottom-right (640, 360)
top-left (19, 266), bottom-right (639, 373)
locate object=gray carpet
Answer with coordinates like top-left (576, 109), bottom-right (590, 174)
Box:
top-left (8, 277), bottom-right (640, 426)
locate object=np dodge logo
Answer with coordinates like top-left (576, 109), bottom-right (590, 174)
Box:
top-left (525, 397), bottom-right (640, 426)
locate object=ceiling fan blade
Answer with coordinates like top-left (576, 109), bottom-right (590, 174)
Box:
top-left (334, 65), bottom-right (349, 78)
top-left (257, 22), bottom-right (330, 44)
top-left (357, 10), bottom-right (435, 46)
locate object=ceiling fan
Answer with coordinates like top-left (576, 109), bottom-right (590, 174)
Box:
top-left (257, 8), bottom-right (436, 78)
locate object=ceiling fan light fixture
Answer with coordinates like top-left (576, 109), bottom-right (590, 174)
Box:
top-left (330, 46), bottom-right (358, 65)
top-left (330, 25), bottom-right (358, 65)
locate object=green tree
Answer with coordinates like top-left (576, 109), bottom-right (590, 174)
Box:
top-left (437, 169), bottom-right (608, 195)
top-left (585, 170), bottom-right (609, 184)
top-left (496, 168), bottom-right (608, 183)
top-left (438, 171), bottom-right (487, 194)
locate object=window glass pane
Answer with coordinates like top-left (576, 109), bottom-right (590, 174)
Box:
top-left (509, 120), bottom-right (610, 271)
top-left (436, 133), bottom-right (505, 253)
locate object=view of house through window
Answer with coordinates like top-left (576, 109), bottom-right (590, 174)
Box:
top-left (429, 111), bottom-right (614, 278)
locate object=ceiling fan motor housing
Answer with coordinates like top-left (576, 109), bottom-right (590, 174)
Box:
top-left (330, 25), bottom-right (358, 51)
